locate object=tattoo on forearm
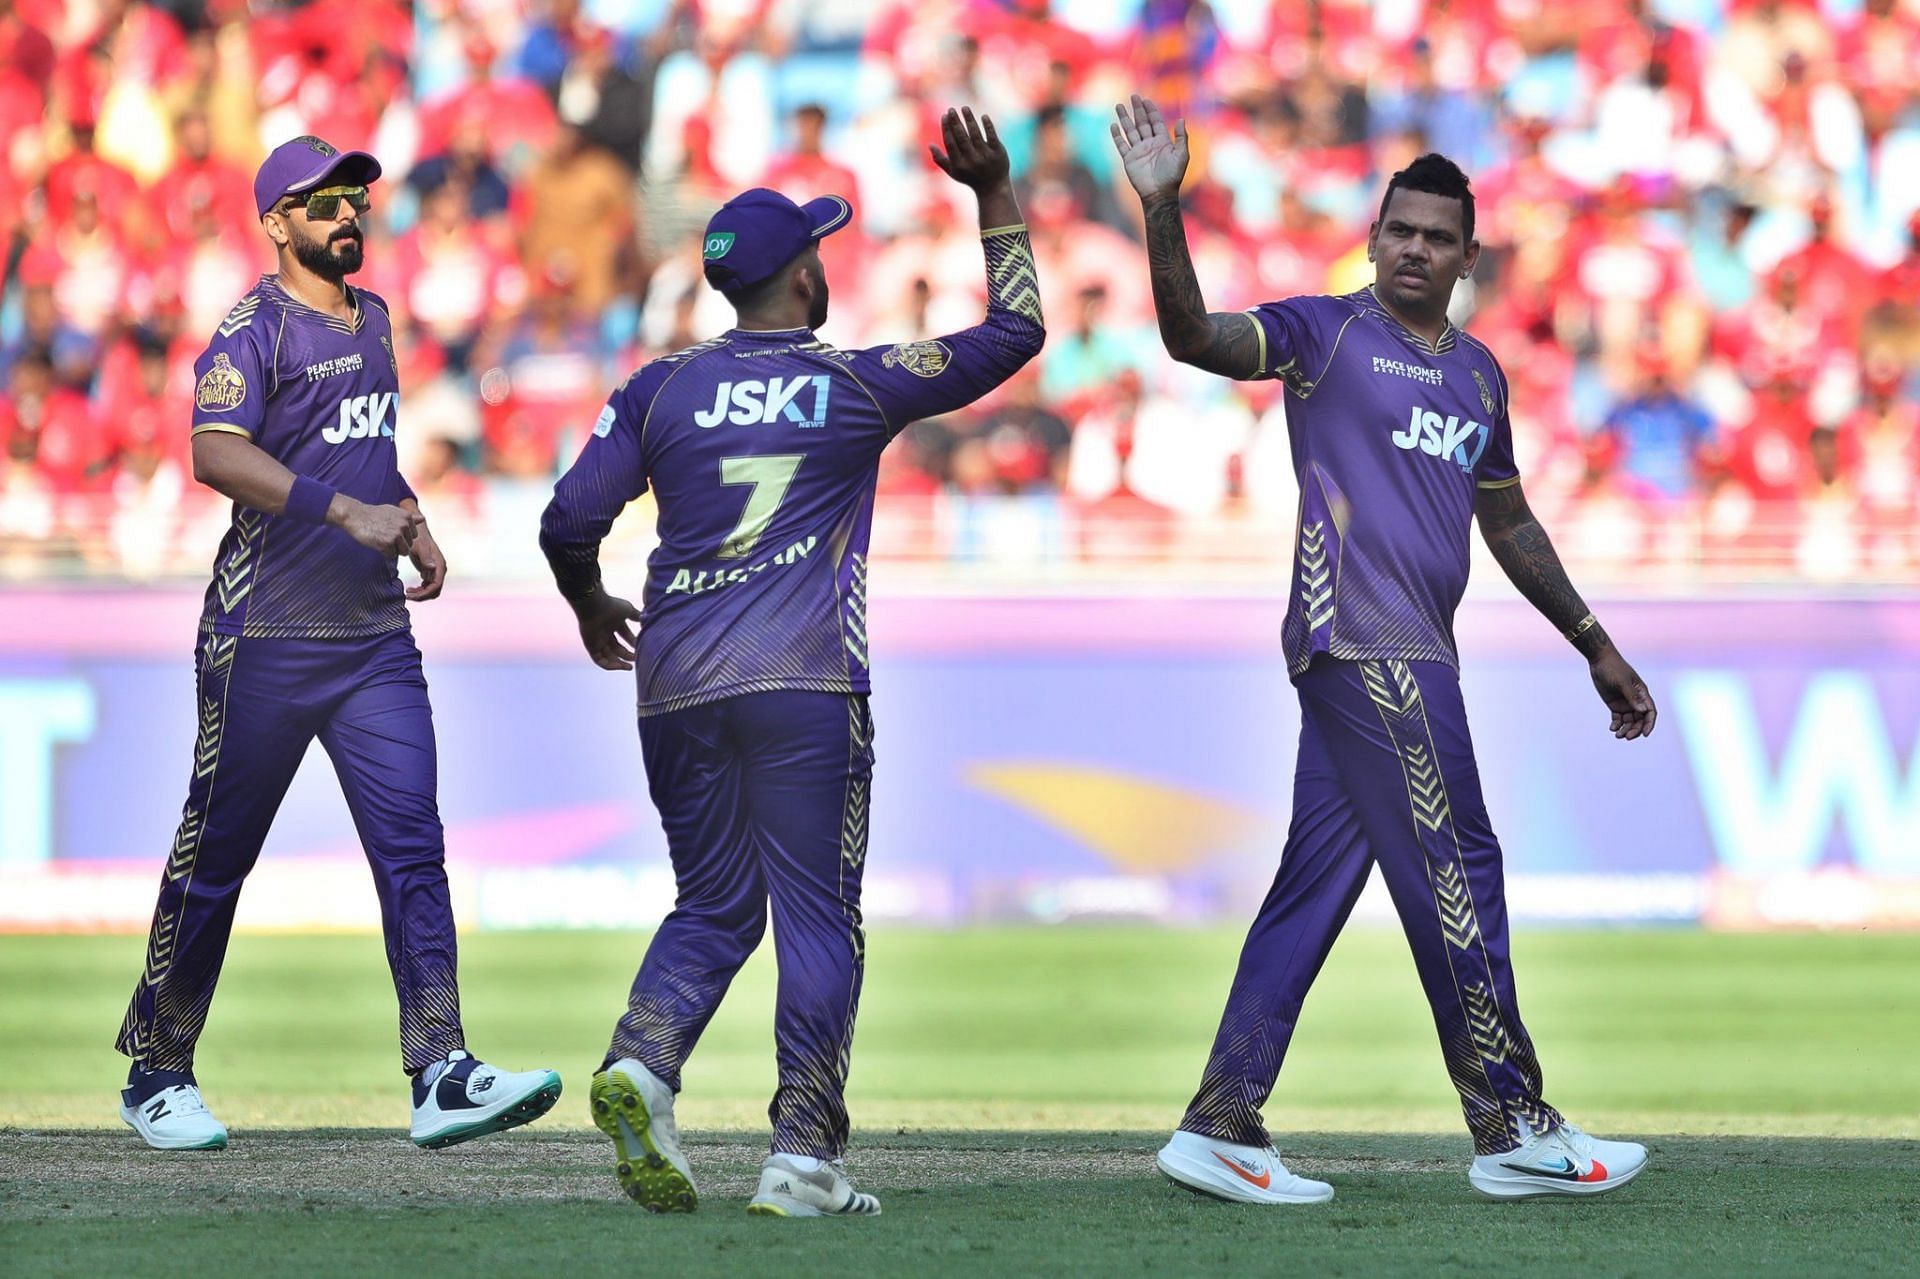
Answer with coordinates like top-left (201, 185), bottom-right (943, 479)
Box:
top-left (1476, 485), bottom-right (1609, 658)
top-left (1141, 195), bottom-right (1261, 378)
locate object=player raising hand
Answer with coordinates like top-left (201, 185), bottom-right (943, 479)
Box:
top-left (540, 106), bottom-right (1044, 1217)
top-left (1113, 94), bottom-right (1655, 1205)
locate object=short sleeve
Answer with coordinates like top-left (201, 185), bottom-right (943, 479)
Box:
top-left (190, 319), bottom-right (270, 440)
top-left (1473, 353), bottom-right (1521, 489)
top-left (1245, 297), bottom-right (1333, 389)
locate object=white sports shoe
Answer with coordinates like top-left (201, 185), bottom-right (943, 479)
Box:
top-left (590, 1058), bottom-right (697, 1212)
top-left (746, 1154), bottom-right (882, 1217)
top-left (1155, 1129), bottom-right (1334, 1204)
top-left (120, 1074), bottom-right (228, 1151)
top-left (409, 1050), bottom-right (562, 1149)
top-left (1469, 1118), bottom-right (1647, 1198)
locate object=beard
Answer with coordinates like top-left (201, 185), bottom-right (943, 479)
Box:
top-left (293, 228), bottom-right (365, 281)
top-left (807, 275), bottom-right (830, 329)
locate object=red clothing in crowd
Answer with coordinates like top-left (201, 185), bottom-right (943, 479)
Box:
top-left (0, 385), bottom-right (100, 491)
top-left (1723, 386), bottom-right (1818, 501)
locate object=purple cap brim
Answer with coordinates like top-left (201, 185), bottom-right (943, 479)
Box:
top-left (255, 149), bottom-right (384, 217)
top-left (802, 195), bottom-right (852, 239)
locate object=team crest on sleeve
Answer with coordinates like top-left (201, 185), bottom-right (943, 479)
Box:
top-left (593, 404), bottom-right (617, 437)
top-left (196, 353), bottom-right (248, 411)
top-left (1473, 368), bottom-right (1497, 418)
top-left (379, 334), bottom-right (398, 377)
top-left (881, 340), bottom-right (952, 378)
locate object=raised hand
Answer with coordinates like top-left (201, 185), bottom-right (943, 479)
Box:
top-left (1111, 94), bottom-right (1189, 201)
top-left (929, 106), bottom-right (1011, 191)
top-left (1589, 648), bottom-right (1657, 741)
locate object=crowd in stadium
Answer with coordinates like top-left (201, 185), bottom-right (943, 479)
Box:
top-left (1, 0), bottom-right (1917, 581)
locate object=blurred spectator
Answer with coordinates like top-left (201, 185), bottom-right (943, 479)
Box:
top-left (1602, 350), bottom-right (1716, 501)
top-left (1, 269), bottom-right (98, 391)
top-left (389, 181), bottom-right (525, 373)
top-left (408, 110), bottom-right (514, 223)
top-left (969, 367), bottom-right (1071, 494)
top-left (514, 123), bottom-right (639, 320)
top-left (554, 26), bottom-right (657, 173)
top-left (1016, 104), bottom-right (1125, 236)
top-left (474, 261), bottom-right (607, 478)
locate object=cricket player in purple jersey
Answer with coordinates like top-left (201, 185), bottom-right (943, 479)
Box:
top-left (114, 136), bottom-right (560, 1152)
top-left (541, 109), bottom-right (1043, 1217)
top-left (1112, 97), bottom-right (1658, 1203)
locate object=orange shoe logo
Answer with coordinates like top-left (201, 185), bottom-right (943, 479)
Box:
top-left (1211, 1151), bottom-right (1272, 1190)
top-left (1579, 1160), bottom-right (1608, 1183)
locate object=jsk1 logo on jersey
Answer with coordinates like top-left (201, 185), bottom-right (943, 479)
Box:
top-left (694, 376), bottom-right (832, 429)
top-left (325, 392), bottom-right (399, 444)
top-left (196, 353), bottom-right (248, 411)
top-left (1393, 405), bottom-right (1490, 473)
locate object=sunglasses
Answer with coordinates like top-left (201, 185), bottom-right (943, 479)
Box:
top-left (281, 185), bottom-right (372, 220)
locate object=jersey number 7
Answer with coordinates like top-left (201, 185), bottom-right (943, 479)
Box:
top-left (717, 454), bottom-right (805, 560)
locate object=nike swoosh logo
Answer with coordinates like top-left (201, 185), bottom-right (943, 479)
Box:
top-left (1500, 1157), bottom-right (1608, 1183)
top-left (1211, 1151), bottom-right (1272, 1189)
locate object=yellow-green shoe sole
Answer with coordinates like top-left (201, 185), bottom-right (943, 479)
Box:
top-left (589, 1069), bottom-right (697, 1213)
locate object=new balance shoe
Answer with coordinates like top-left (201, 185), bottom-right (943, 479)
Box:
top-left (1155, 1129), bottom-right (1334, 1204)
top-left (408, 1050), bottom-right (562, 1149)
top-left (746, 1154), bottom-right (882, 1217)
top-left (119, 1067), bottom-right (227, 1151)
top-left (590, 1058), bottom-right (697, 1212)
top-left (1469, 1117), bottom-right (1647, 1199)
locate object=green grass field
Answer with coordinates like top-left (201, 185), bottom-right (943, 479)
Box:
top-left (3, 927), bottom-right (1916, 1275)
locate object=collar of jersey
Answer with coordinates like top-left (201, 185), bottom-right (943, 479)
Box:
top-left (728, 326), bottom-right (814, 339)
top-left (261, 274), bottom-right (363, 334)
top-left (1357, 286), bottom-right (1456, 356)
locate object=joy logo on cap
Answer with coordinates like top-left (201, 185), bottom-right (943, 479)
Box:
top-left (704, 232), bottom-right (736, 260)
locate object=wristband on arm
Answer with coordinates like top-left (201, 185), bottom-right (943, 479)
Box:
top-left (284, 475), bottom-right (339, 525)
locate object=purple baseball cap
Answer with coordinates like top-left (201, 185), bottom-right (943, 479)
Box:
top-left (253, 135), bottom-right (383, 219)
top-left (701, 188), bottom-right (852, 295)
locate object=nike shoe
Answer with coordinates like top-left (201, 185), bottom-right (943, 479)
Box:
top-left (408, 1050), bottom-right (562, 1149)
top-left (1155, 1129), bottom-right (1334, 1204)
top-left (746, 1154), bottom-right (882, 1217)
top-left (1469, 1118), bottom-right (1647, 1198)
top-left (119, 1067), bottom-right (228, 1151)
top-left (590, 1058), bottom-right (697, 1213)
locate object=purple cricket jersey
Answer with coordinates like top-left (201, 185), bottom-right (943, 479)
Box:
top-left (189, 276), bottom-right (411, 639)
top-left (542, 227), bottom-right (1045, 715)
top-left (1247, 286), bottom-right (1520, 675)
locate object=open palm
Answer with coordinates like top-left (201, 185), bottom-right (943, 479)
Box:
top-left (1110, 94), bottom-right (1189, 199)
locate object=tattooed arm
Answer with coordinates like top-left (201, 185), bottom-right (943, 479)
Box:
top-left (1111, 95), bottom-right (1262, 378)
top-left (1476, 481), bottom-right (1658, 740)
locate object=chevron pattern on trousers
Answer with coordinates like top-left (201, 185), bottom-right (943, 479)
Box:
top-left (1464, 980), bottom-right (1513, 1066)
top-left (1432, 860), bottom-right (1479, 950)
top-left (841, 701), bottom-right (872, 869)
top-left (1404, 742), bottom-right (1451, 831)
top-left (1361, 658), bottom-right (1424, 717)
